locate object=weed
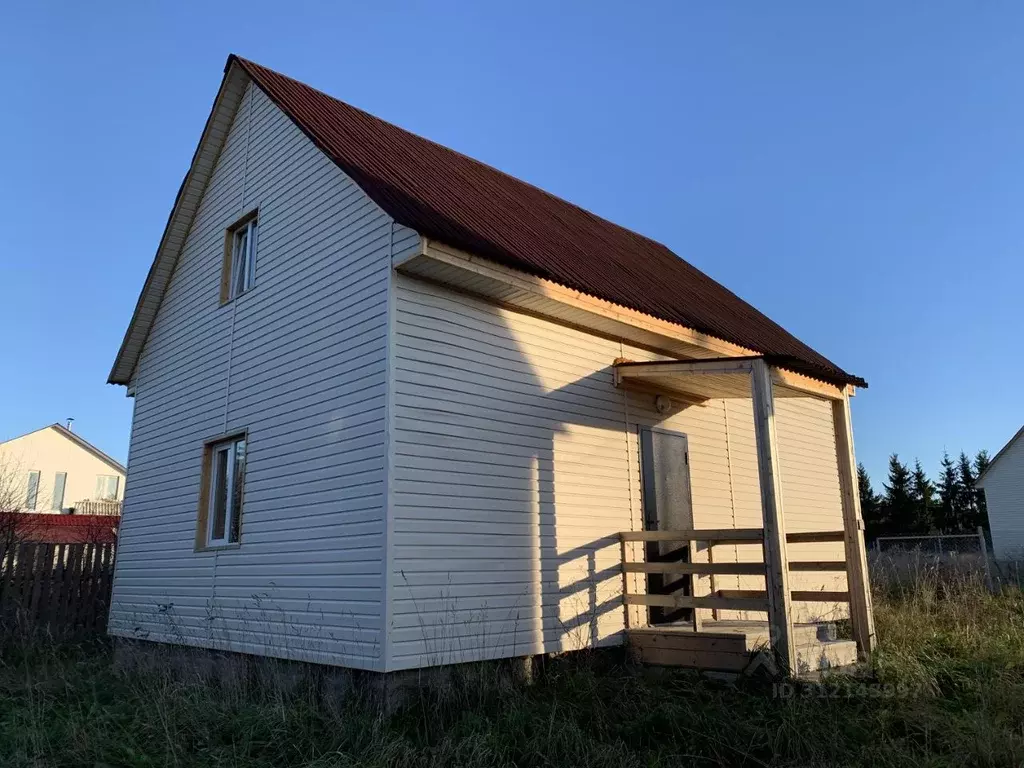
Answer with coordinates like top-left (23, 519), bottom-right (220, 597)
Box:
top-left (1, 568), bottom-right (1023, 766)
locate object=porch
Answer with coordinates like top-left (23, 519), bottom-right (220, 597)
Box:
top-left (613, 356), bottom-right (875, 677)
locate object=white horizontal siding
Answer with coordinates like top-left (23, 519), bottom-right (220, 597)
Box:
top-left (109, 81), bottom-right (399, 671)
top-left (387, 276), bottom-right (851, 669)
top-left (388, 276), bottom-right (630, 670)
top-left (979, 433), bottom-right (1024, 560)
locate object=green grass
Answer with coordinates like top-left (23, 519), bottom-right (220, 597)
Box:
top-left (2, 569), bottom-right (1024, 767)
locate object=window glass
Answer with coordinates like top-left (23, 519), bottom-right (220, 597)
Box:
top-left (230, 438), bottom-right (246, 543)
top-left (207, 436), bottom-right (245, 546)
top-left (25, 471), bottom-right (40, 510)
top-left (245, 223), bottom-right (258, 290)
top-left (95, 475), bottom-right (119, 499)
top-left (231, 227), bottom-right (249, 298)
top-left (211, 446), bottom-right (230, 542)
top-left (51, 472), bottom-right (67, 511)
top-left (228, 219), bottom-right (257, 300)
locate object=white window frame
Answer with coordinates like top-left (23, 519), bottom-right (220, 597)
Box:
top-left (205, 435), bottom-right (246, 548)
top-left (95, 474), bottom-right (119, 500)
top-left (228, 217), bottom-right (258, 300)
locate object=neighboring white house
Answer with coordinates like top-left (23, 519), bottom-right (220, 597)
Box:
top-left (977, 426), bottom-right (1024, 560)
top-left (0, 424), bottom-right (126, 514)
top-left (106, 56), bottom-right (874, 676)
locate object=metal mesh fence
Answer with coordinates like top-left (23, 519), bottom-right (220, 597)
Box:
top-left (873, 532), bottom-right (984, 557)
top-left (869, 528), bottom-right (994, 592)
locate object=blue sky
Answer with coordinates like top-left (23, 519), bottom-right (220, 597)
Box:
top-left (1, 2), bottom-right (1021, 486)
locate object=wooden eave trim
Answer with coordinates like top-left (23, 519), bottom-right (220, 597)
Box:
top-left (614, 358), bottom-right (756, 386)
top-left (769, 367), bottom-right (846, 401)
top-left (418, 239), bottom-right (757, 361)
top-left (612, 358), bottom-right (846, 401)
top-left (415, 240), bottom-right (855, 396)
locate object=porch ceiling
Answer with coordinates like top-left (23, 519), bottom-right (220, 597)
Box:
top-left (613, 357), bottom-right (847, 402)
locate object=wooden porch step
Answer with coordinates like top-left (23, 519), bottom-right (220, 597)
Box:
top-left (627, 622), bottom-right (855, 676)
top-left (703, 620), bottom-right (834, 651)
top-left (796, 639), bottom-right (858, 674)
top-left (632, 620), bottom-right (832, 650)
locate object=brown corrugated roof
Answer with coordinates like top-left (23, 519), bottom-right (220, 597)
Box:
top-left (231, 55), bottom-right (865, 388)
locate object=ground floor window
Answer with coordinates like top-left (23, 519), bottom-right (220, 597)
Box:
top-left (199, 434), bottom-right (247, 548)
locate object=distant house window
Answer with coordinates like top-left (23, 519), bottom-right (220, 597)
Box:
top-left (95, 475), bottom-right (120, 500)
top-left (222, 212), bottom-right (258, 302)
top-left (199, 434), bottom-right (247, 548)
top-left (51, 472), bottom-right (67, 511)
top-left (25, 471), bottom-right (40, 510)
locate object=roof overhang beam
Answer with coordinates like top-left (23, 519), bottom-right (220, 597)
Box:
top-left (613, 357), bottom-right (847, 402)
top-left (397, 239), bottom-right (758, 364)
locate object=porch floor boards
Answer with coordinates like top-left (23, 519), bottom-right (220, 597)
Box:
top-left (627, 620), bottom-right (858, 676)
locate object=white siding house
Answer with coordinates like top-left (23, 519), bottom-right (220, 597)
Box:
top-left (109, 79), bottom-right (416, 670)
top-left (108, 56), bottom-right (874, 675)
top-left (977, 426), bottom-right (1024, 560)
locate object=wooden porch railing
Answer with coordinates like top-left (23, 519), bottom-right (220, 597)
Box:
top-left (618, 528), bottom-right (849, 631)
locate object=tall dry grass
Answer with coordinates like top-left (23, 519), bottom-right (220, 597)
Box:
top-left (2, 562), bottom-right (1023, 767)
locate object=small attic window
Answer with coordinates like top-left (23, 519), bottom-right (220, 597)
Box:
top-left (221, 211), bottom-right (258, 303)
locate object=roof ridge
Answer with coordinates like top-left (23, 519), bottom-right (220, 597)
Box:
top-left (231, 55), bottom-right (673, 254)
top-left (0, 423), bottom-right (125, 474)
top-left (49, 424), bottom-right (127, 474)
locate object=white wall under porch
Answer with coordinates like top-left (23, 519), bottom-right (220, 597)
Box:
top-left (387, 274), bottom-right (856, 672)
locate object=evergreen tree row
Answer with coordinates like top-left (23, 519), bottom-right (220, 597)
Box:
top-left (857, 451), bottom-right (990, 541)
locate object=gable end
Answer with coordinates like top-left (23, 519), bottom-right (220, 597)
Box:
top-left (108, 62), bottom-right (250, 385)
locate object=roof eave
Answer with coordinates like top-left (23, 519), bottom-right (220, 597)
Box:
top-left (108, 55), bottom-right (251, 386)
top-left (976, 424), bottom-right (1024, 486)
top-left (50, 424), bottom-right (127, 475)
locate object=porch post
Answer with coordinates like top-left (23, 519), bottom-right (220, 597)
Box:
top-left (749, 359), bottom-right (796, 674)
top-left (831, 392), bottom-right (876, 658)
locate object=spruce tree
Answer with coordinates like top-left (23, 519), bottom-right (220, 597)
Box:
top-left (883, 454), bottom-right (915, 534)
top-left (974, 449), bottom-right (992, 547)
top-left (936, 451), bottom-right (960, 533)
top-left (910, 459), bottom-right (935, 534)
top-left (958, 451), bottom-right (979, 529)
top-left (974, 449), bottom-right (991, 478)
top-left (858, 463), bottom-right (884, 541)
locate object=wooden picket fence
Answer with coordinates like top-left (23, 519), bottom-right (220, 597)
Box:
top-left (0, 541), bottom-right (116, 637)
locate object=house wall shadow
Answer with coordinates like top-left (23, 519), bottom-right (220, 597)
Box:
top-left (536, 369), bottom-right (647, 654)
top-left (392, 276), bottom-right (669, 665)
